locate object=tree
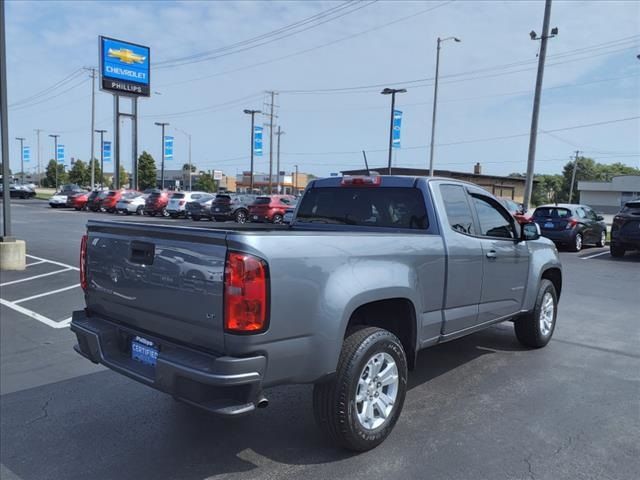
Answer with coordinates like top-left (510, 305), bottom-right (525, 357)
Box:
top-left (196, 172), bottom-right (217, 192)
top-left (182, 163), bottom-right (196, 172)
top-left (118, 165), bottom-right (129, 188)
top-left (532, 174), bottom-right (563, 206)
top-left (44, 159), bottom-right (67, 188)
top-left (137, 151), bottom-right (157, 190)
top-left (68, 159), bottom-right (88, 186)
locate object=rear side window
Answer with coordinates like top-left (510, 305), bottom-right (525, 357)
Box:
top-left (296, 187), bottom-right (428, 229)
top-left (440, 185), bottom-right (475, 235)
top-left (254, 197), bottom-right (271, 205)
top-left (533, 207), bottom-right (571, 218)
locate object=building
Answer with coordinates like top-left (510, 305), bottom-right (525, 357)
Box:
top-left (578, 175), bottom-right (640, 213)
top-left (156, 169), bottom-right (236, 192)
top-left (235, 171), bottom-right (310, 195)
top-left (341, 163), bottom-right (533, 202)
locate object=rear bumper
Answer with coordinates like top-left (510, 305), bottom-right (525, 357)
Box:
top-left (71, 310), bottom-right (267, 415)
top-left (540, 229), bottom-right (575, 244)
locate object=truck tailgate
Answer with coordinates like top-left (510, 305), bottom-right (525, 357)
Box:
top-left (85, 221), bottom-right (227, 352)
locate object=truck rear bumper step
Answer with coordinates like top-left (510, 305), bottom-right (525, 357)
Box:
top-left (71, 310), bottom-right (266, 416)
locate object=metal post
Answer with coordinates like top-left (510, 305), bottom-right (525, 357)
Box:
top-left (523, 0), bottom-right (554, 210)
top-left (294, 164), bottom-right (298, 195)
top-left (15, 137), bottom-right (24, 184)
top-left (113, 95), bottom-right (120, 189)
top-left (35, 129), bottom-right (42, 187)
top-left (568, 150), bottom-right (580, 203)
top-left (250, 113), bottom-right (255, 192)
top-left (187, 132), bottom-right (192, 191)
top-left (50, 135), bottom-right (59, 190)
top-left (1, 0), bottom-right (11, 237)
top-left (387, 92), bottom-right (396, 175)
top-left (276, 126), bottom-right (284, 193)
top-left (89, 68), bottom-right (96, 188)
top-left (429, 38), bottom-right (441, 177)
top-left (95, 130), bottom-right (105, 187)
top-left (268, 91), bottom-right (275, 194)
top-left (131, 97), bottom-right (138, 190)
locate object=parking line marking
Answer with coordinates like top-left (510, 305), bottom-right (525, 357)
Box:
top-left (581, 251), bottom-right (610, 260)
top-left (25, 260), bottom-right (47, 267)
top-left (0, 298), bottom-right (71, 329)
top-left (0, 268), bottom-right (72, 287)
top-left (26, 254), bottom-right (79, 271)
top-left (13, 284), bottom-right (80, 304)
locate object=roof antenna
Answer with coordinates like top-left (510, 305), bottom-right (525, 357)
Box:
top-left (362, 150), bottom-right (371, 176)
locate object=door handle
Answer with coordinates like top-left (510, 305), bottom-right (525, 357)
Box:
top-left (486, 250), bottom-right (497, 259)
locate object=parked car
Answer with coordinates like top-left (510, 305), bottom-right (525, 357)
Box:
top-left (248, 195), bottom-right (296, 223)
top-left (72, 175), bottom-right (562, 452)
top-left (532, 203), bottom-right (607, 252)
top-left (143, 190), bottom-right (171, 217)
top-left (87, 190), bottom-right (110, 212)
top-left (499, 197), bottom-right (530, 224)
top-left (185, 193), bottom-right (215, 221)
top-left (610, 199), bottom-right (640, 257)
top-left (282, 198), bottom-right (299, 224)
top-left (116, 192), bottom-right (147, 215)
top-left (0, 184), bottom-right (35, 199)
top-left (166, 191), bottom-right (208, 218)
top-left (49, 191), bottom-right (70, 207)
top-left (100, 190), bottom-right (129, 213)
top-left (67, 191), bottom-right (90, 210)
top-left (211, 194), bottom-right (256, 223)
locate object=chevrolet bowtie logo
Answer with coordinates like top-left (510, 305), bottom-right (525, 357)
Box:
top-left (108, 48), bottom-right (146, 64)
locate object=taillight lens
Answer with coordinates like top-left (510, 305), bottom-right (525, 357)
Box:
top-left (80, 234), bottom-right (88, 291)
top-left (565, 219), bottom-right (578, 230)
top-left (224, 252), bottom-right (269, 333)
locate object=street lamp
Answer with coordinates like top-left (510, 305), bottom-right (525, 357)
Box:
top-left (15, 137), bottom-right (25, 184)
top-left (381, 88), bottom-right (407, 175)
top-left (154, 122), bottom-right (169, 189)
top-left (94, 129), bottom-right (107, 188)
top-left (48, 134), bottom-right (60, 190)
top-left (244, 109), bottom-right (261, 193)
top-left (174, 126), bottom-right (192, 191)
top-left (428, 36), bottom-right (461, 177)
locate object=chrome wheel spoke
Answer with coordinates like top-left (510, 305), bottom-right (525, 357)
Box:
top-left (379, 365), bottom-right (398, 387)
top-left (355, 351), bottom-right (399, 430)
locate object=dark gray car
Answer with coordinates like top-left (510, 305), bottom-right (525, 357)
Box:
top-left (211, 194), bottom-right (256, 223)
top-left (532, 203), bottom-right (607, 252)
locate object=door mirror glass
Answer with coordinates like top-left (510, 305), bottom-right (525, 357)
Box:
top-left (522, 222), bottom-right (541, 241)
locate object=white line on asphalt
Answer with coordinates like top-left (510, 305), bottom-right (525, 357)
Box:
top-left (25, 260), bottom-right (47, 267)
top-left (13, 284), bottom-right (80, 304)
top-left (26, 254), bottom-right (79, 271)
top-left (581, 251), bottom-right (610, 260)
top-left (0, 268), bottom-right (72, 287)
top-left (0, 298), bottom-right (71, 329)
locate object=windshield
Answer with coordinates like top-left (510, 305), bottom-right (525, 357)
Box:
top-left (296, 187), bottom-right (428, 229)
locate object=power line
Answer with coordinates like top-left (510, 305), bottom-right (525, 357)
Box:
top-left (140, 93), bottom-right (264, 119)
top-left (8, 68), bottom-right (84, 107)
top-left (9, 77), bottom-right (90, 111)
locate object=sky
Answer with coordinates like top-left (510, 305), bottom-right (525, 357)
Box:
top-left (4, 0), bottom-right (640, 179)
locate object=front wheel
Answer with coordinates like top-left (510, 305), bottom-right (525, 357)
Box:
top-left (235, 210), bottom-right (248, 224)
top-left (313, 326), bottom-right (408, 452)
top-left (161, 208), bottom-right (170, 217)
top-left (272, 214), bottom-right (283, 224)
top-left (597, 230), bottom-right (607, 248)
top-left (514, 279), bottom-right (558, 348)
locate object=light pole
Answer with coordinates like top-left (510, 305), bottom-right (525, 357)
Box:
top-left (95, 129), bottom-right (106, 188)
top-left (294, 164), bottom-right (299, 195)
top-left (174, 127), bottom-right (192, 191)
top-left (428, 36), bottom-right (461, 177)
top-left (48, 134), bottom-right (60, 190)
top-left (244, 109), bottom-right (261, 193)
top-left (155, 122), bottom-right (169, 189)
top-left (381, 88), bottom-right (407, 175)
top-left (275, 126), bottom-right (285, 193)
top-left (15, 137), bottom-right (25, 184)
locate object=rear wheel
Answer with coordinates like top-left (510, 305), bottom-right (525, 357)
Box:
top-left (136, 206), bottom-right (144, 215)
top-left (570, 233), bottom-right (583, 252)
top-left (610, 244), bottom-right (626, 257)
top-left (235, 209), bottom-right (248, 224)
top-left (514, 279), bottom-right (557, 348)
top-left (313, 326), bottom-right (408, 452)
top-left (597, 230), bottom-right (607, 248)
top-left (161, 208), bottom-right (169, 217)
top-left (272, 213), bottom-right (283, 224)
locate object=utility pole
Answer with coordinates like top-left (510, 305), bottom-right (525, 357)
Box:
top-left (429, 36), bottom-right (461, 177)
top-left (522, 0), bottom-right (558, 210)
top-left (48, 134), bottom-right (60, 190)
top-left (1, 0), bottom-right (11, 238)
top-left (265, 91), bottom-right (278, 193)
top-left (15, 137), bottom-right (25, 184)
top-left (243, 109), bottom-right (261, 193)
top-left (34, 129), bottom-right (42, 187)
top-left (381, 88), bottom-right (406, 175)
top-left (568, 150), bottom-right (581, 203)
top-left (84, 67), bottom-right (96, 188)
top-left (95, 129), bottom-right (106, 187)
top-left (294, 164), bottom-right (299, 195)
top-left (275, 126), bottom-right (285, 194)
top-left (155, 122), bottom-right (169, 189)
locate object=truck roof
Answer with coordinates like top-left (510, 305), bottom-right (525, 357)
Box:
top-left (310, 175), bottom-right (481, 189)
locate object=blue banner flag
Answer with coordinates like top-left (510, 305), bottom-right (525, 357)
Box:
top-left (392, 110), bottom-right (402, 149)
top-left (103, 141), bottom-right (112, 162)
top-left (57, 144), bottom-right (65, 164)
top-left (23, 146), bottom-right (31, 163)
top-left (164, 136), bottom-right (174, 160)
top-left (253, 126), bottom-right (263, 156)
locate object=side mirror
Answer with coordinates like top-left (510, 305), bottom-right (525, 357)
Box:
top-left (521, 222), bottom-right (541, 241)
top-left (596, 215), bottom-right (604, 221)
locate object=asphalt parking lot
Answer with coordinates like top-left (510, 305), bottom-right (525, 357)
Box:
top-left (1, 198), bottom-right (639, 480)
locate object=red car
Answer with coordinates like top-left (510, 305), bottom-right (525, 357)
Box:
top-left (67, 192), bottom-right (89, 210)
top-left (248, 195), bottom-right (296, 224)
top-left (100, 190), bottom-right (128, 213)
top-left (144, 190), bottom-right (171, 216)
top-left (499, 197), bottom-right (531, 225)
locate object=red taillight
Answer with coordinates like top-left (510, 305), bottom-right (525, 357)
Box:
top-left (565, 219), bottom-right (578, 230)
top-left (224, 252), bottom-right (268, 333)
top-left (80, 234), bottom-right (88, 291)
top-left (340, 175), bottom-right (382, 186)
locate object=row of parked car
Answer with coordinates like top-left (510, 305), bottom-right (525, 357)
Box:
top-left (49, 185), bottom-right (299, 224)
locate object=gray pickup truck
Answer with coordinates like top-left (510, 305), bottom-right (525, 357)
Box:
top-left (71, 175), bottom-right (562, 451)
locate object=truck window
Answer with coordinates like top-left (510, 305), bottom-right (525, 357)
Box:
top-left (439, 184), bottom-right (475, 235)
top-left (471, 195), bottom-right (516, 239)
top-left (296, 187), bottom-right (428, 229)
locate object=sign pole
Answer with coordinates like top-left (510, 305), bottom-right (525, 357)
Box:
top-left (113, 94), bottom-right (120, 189)
top-left (132, 97), bottom-right (138, 190)
top-left (0, 0), bottom-right (12, 238)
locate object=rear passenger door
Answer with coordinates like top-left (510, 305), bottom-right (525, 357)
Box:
top-left (469, 193), bottom-right (529, 322)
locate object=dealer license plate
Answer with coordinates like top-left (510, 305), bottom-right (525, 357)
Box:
top-left (131, 336), bottom-right (158, 366)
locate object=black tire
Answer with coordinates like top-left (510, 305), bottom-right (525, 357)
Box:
top-left (610, 244), bottom-right (626, 258)
top-left (596, 230), bottom-right (607, 248)
top-left (161, 208), bottom-right (169, 217)
top-left (514, 279), bottom-right (558, 348)
top-left (569, 232), bottom-right (583, 252)
top-left (136, 206), bottom-right (144, 216)
top-left (191, 215), bottom-right (200, 221)
top-left (150, 211), bottom-right (156, 217)
top-left (235, 209), bottom-right (248, 224)
top-left (272, 214), bottom-right (284, 224)
top-left (313, 326), bottom-right (408, 452)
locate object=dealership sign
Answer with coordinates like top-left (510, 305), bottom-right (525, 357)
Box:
top-left (100, 36), bottom-right (150, 96)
